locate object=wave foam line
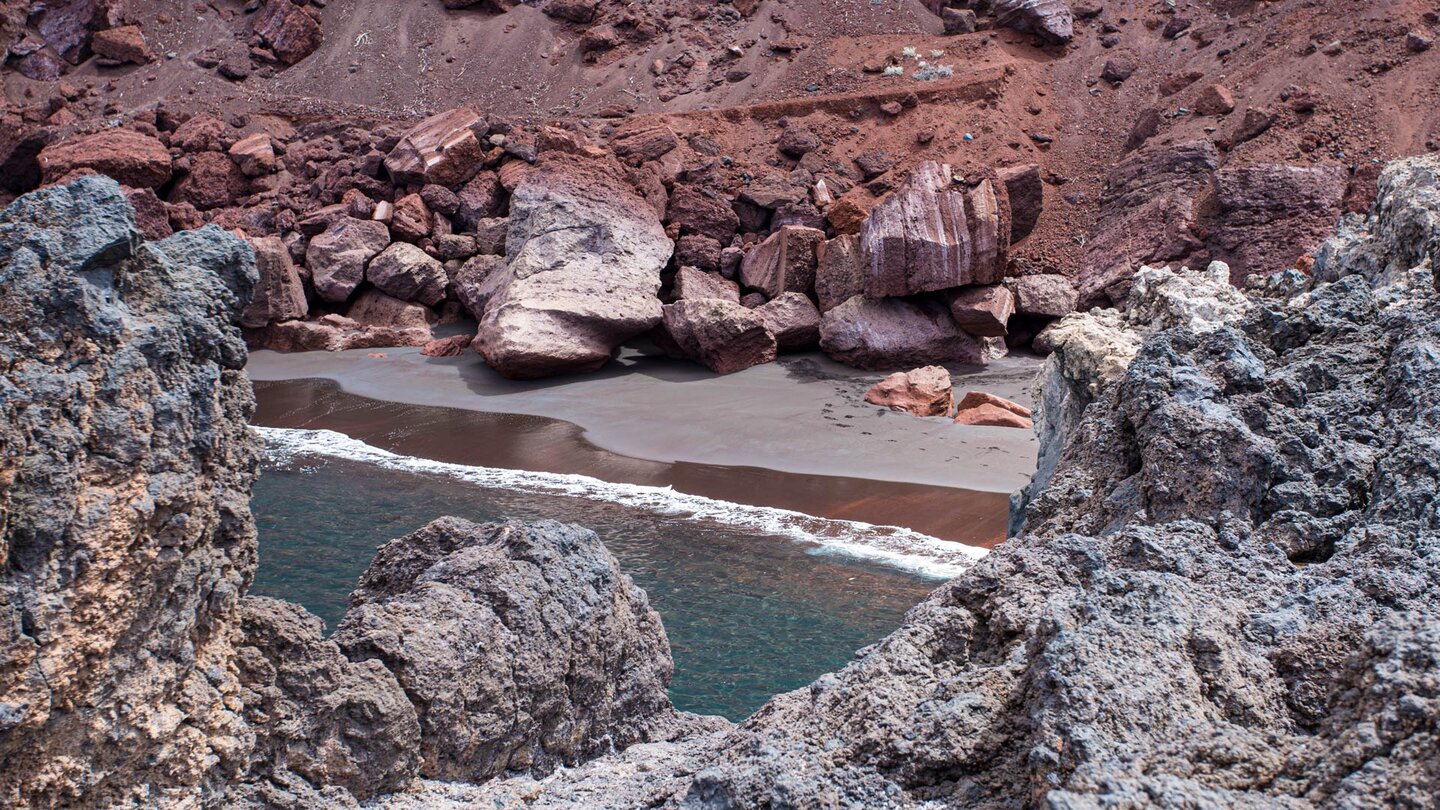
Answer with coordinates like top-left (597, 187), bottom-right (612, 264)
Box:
top-left (256, 426), bottom-right (987, 579)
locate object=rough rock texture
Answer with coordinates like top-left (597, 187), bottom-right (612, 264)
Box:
top-left (820, 295), bottom-right (982, 370)
top-left (1007, 272), bottom-right (1078, 318)
top-left (1314, 155), bottom-right (1440, 289)
top-left (946, 284), bottom-right (1014, 336)
top-left (384, 108), bottom-right (486, 187)
top-left (1210, 164), bottom-right (1347, 280)
top-left (473, 155), bottom-right (671, 379)
top-left (252, 0), bottom-right (322, 65)
top-left (346, 289), bottom-right (435, 333)
top-left (306, 217), bottom-right (392, 303)
top-left (673, 265), bottom-right (740, 302)
top-left (240, 235), bottom-right (308, 328)
top-left (38, 128), bottom-right (173, 188)
top-left (753, 291), bottom-right (821, 349)
top-left (860, 162), bottom-right (1009, 297)
top-left (863, 365), bottom-right (953, 416)
top-left (0, 177), bottom-right (259, 808)
top-left (659, 297), bottom-right (778, 374)
top-left (227, 597), bottom-right (420, 804)
top-left (997, 163), bottom-right (1043, 243)
top-left (1079, 140), bottom-right (1218, 307)
top-left (333, 518), bottom-right (700, 782)
top-left (738, 224), bottom-right (823, 298)
top-left (954, 390), bottom-right (1033, 428)
top-left (367, 242), bottom-right (447, 306)
top-left (814, 232), bottom-right (865, 312)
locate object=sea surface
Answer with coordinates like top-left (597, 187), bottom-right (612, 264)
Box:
top-left (250, 428), bottom-right (973, 721)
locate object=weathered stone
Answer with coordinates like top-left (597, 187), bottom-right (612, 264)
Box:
top-left (814, 233), bottom-right (865, 312)
top-left (955, 389), bottom-right (1031, 418)
top-left (675, 233), bottom-right (722, 272)
top-left (668, 185), bottom-right (740, 243)
top-left (945, 284), bottom-right (1015, 336)
top-left (385, 108), bottom-right (487, 187)
top-left (942, 7), bottom-right (977, 35)
top-left (1313, 154), bottom-right (1440, 289)
top-left (90, 24), bottom-right (151, 64)
top-left (228, 133), bottom-right (277, 177)
top-left (674, 265), bottom-right (740, 302)
top-left (347, 289), bottom-right (435, 332)
top-left (738, 173), bottom-right (808, 211)
top-left (389, 193), bottom-right (433, 242)
top-left (1007, 273), bottom-right (1077, 318)
top-left (777, 124), bottom-right (821, 158)
top-left (754, 291), bottom-right (821, 349)
top-left (453, 254), bottom-right (507, 320)
top-left (861, 162), bottom-right (1008, 297)
top-left (825, 189), bottom-right (875, 235)
top-left (864, 365), bottom-right (953, 416)
top-left (39, 128), bottom-right (172, 188)
top-left (245, 318), bottom-right (431, 352)
top-left (454, 171), bottom-right (505, 231)
top-left (367, 242), bottom-right (447, 306)
top-left (1210, 164), bottom-right (1346, 280)
top-left (1194, 83), bottom-right (1236, 116)
top-left (474, 155), bottom-right (671, 378)
top-left (252, 0), bottom-right (321, 65)
top-left (994, 0), bottom-right (1074, 43)
top-left (611, 125), bottom-right (679, 165)
top-left (996, 164), bottom-right (1043, 242)
top-left (952, 401), bottom-right (1032, 428)
top-left (819, 296), bottom-right (983, 370)
top-left (170, 151), bottom-right (248, 210)
top-left (241, 235), bottom-right (307, 327)
top-left (306, 216), bottom-right (391, 303)
top-left (333, 518), bottom-right (695, 781)
top-left (659, 298), bottom-right (778, 374)
top-left (739, 225), bottom-right (823, 298)
top-left (420, 333), bottom-right (474, 357)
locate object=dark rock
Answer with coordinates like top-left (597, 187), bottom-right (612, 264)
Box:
top-left (252, 0), bottom-right (322, 65)
top-left (996, 163), bottom-right (1043, 242)
top-left (675, 233), bottom-right (722, 272)
top-left (777, 124), bottom-right (821, 158)
top-left (1210, 164), bottom-right (1347, 280)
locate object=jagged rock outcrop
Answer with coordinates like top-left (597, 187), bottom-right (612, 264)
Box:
top-left (0, 177), bottom-right (260, 808)
top-left (473, 155), bottom-right (672, 379)
top-left (333, 518), bottom-right (717, 782)
top-left (1313, 154), bottom-right (1440, 289)
top-left (994, 0), bottom-right (1073, 44)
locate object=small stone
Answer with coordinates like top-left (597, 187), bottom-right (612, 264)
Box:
top-left (864, 366), bottom-right (954, 417)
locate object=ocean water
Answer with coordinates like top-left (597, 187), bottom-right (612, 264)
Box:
top-left (250, 428), bottom-right (970, 721)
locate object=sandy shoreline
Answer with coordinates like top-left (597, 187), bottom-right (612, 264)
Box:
top-left (246, 345), bottom-right (1042, 494)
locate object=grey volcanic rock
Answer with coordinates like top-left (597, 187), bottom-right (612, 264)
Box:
top-left (820, 295), bottom-right (982, 369)
top-left (994, 0), bottom-right (1074, 43)
top-left (333, 518), bottom-right (700, 783)
top-left (306, 217), bottom-right (391, 303)
top-left (860, 162), bottom-right (1009, 297)
top-left (660, 297), bottom-right (778, 374)
top-left (0, 177), bottom-right (259, 807)
top-left (228, 597), bottom-right (420, 804)
top-left (474, 155), bottom-right (671, 379)
top-left (1313, 154), bottom-right (1440, 289)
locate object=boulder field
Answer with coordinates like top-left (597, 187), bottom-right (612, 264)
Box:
top-left (4, 149), bottom-right (1440, 810)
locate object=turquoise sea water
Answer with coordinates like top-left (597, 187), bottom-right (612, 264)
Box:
top-left (250, 449), bottom-right (943, 721)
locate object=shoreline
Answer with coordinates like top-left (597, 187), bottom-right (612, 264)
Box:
top-left (246, 345), bottom-right (1042, 494)
top-left (252, 379), bottom-right (1013, 547)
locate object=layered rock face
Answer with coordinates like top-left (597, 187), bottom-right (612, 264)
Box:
top-left (0, 177), bottom-right (259, 807)
top-left (473, 155), bottom-right (672, 378)
top-left (333, 517), bottom-right (707, 782)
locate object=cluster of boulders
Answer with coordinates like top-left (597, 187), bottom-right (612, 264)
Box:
top-left (863, 365), bottom-right (1034, 428)
top-left (923, 0), bottom-right (1075, 43)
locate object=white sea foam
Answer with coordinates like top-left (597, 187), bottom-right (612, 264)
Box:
top-left (256, 426), bottom-right (988, 579)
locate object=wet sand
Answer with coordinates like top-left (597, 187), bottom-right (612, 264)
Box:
top-left (246, 345), bottom-right (1042, 493)
top-left (253, 379), bottom-right (1012, 546)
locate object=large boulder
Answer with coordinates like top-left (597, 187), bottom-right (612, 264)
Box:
top-left (945, 284), bottom-right (1015, 337)
top-left (860, 162), bottom-right (1009, 297)
top-left (864, 365), bottom-right (954, 416)
top-left (1006, 273), bottom-right (1078, 318)
top-left (0, 177), bottom-right (259, 807)
top-left (819, 295), bottom-right (983, 370)
top-left (668, 184), bottom-right (740, 243)
top-left (251, 0), bottom-right (322, 65)
top-left (1313, 154), bottom-right (1440, 289)
top-left (660, 298), bottom-right (778, 374)
top-left (996, 163), bottom-right (1043, 243)
top-left (739, 225), bottom-right (824, 298)
top-left (170, 151), bottom-right (248, 211)
top-left (228, 597), bottom-right (420, 803)
top-left (367, 242), bottom-right (447, 306)
top-left (1209, 164), bottom-right (1347, 280)
top-left (994, 0), bottom-right (1074, 43)
top-left (754, 291), bottom-right (821, 349)
top-left (453, 253), bottom-right (508, 319)
top-left (385, 108), bottom-right (487, 188)
top-left (1078, 140), bottom-right (1218, 308)
top-left (240, 235), bottom-right (307, 328)
top-left (473, 155), bottom-right (672, 379)
top-left (347, 289), bottom-right (435, 333)
top-left (333, 518), bottom-right (694, 782)
top-left (814, 233), bottom-right (865, 312)
top-left (305, 216), bottom-right (392, 303)
top-left (38, 128), bottom-right (172, 188)
top-left (673, 265), bottom-right (740, 302)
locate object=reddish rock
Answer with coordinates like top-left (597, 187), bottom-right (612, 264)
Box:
top-left (864, 366), bottom-right (954, 417)
top-left (306, 217), bottom-right (391, 303)
top-left (754, 292), bottom-right (821, 349)
top-left (472, 217), bottom-right (509, 255)
top-left (36, 0), bottom-right (122, 64)
top-left (347, 289), bottom-right (436, 332)
top-left (668, 185), bottom-right (740, 243)
top-left (454, 171), bottom-right (506, 231)
top-left (252, 0), bottom-right (322, 65)
top-left (246, 319), bottom-right (430, 353)
top-left (945, 284), bottom-right (1015, 337)
top-left (956, 390), bottom-right (1032, 418)
top-left (819, 296), bottom-right (982, 370)
top-left (421, 333), bottom-right (474, 357)
top-left (390, 193), bottom-right (433, 242)
top-left (610, 125), bottom-right (680, 165)
top-left (738, 173), bottom-right (808, 211)
top-left (1194, 84), bottom-right (1236, 117)
top-left (860, 162), bottom-right (1009, 298)
top-left (170, 151), bottom-right (247, 210)
top-left (674, 266), bottom-right (740, 302)
top-left (815, 234), bottom-right (865, 313)
top-left (241, 236), bottom-right (308, 328)
top-left (453, 254), bottom-right (507, 319)
top-left (545, 0), bottom-right (599, 23)
top-left (385, 108), bottom-right (487, 187)
top-left (1209, 164), bottom-right (1347, 280)
top-left (228, 133), bottom-right (277, 177)
top-left (953, 402), bottom-right (1033, 429)
top-left (997, 164), bottom-right (1043, 243)
top-left (39, 129), bottom-right (172, 188)
top-left (660, 298), bottom-right (778, 374)
top-left (825, 190), bottom-right (875, 235)
top-left (740, 225), bottom-right (824, 298)
top-left (91, 24), bottom-right (152, 64)
top-left (368, 242), bottom-right (447, 306)
top-left (123, 187), bottom-right (173, 241)
top-left (170, 115), bottom-right (231, 152)
top-left (1007, 274), bottom-right (1077, 318)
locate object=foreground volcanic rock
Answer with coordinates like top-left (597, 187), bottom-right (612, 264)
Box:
top-left (0, 177), bottom-right (259, 807)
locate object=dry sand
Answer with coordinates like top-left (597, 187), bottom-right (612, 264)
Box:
top-left (246, 345), bottom-right (1042, 494)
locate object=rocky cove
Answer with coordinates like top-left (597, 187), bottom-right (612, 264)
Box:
top-left (4, 0), bottom-right (1440, 806)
